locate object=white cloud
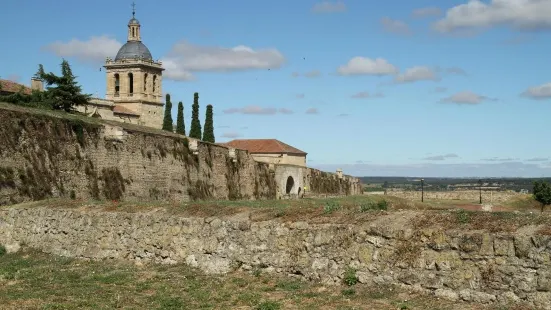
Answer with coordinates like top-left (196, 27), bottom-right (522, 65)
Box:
top-left (526, 157), bottom-right (548, 162)
top-left (292, 70), bottom-right (321, 78)
top-left (440, 91), bottom-right (493, 104)
top-left (481, 157), bottom-right (517, 162)
top-left (304, 70), bottom-right (321, 78)
top-left (337, 57), bottom-right (399, 76)
top-left (446, 67), bottom-right (467, 76)
top-left (162, 41), bottom-right (285, 81)
top-left (381, 17), bottom-right (412, 35)
top-left (43, 35), bottom-right (122, 63)
top-left (222, 105), bottom-right (293, 115)
top-left (433, 0), bottom-right (551, 33)
top-left (394, 66), bottom-right (440, 83)
top-left (351, 91), bottom-right (384, 99)
top-left (305, 107), bottom-right (319, 114)
top-left (521, 82), bottom-right (551, 99)
top-left (221, 131), bottom-right (242, 138)
top-left (423, 153), bottom-right (459, 161)
top-left (312, 1), bottom-right (347, 13)
top-left (412, 7), bottom-right (442, 18)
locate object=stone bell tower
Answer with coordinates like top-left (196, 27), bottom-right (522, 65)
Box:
top-left (103, 3), bottom-right (165, 128)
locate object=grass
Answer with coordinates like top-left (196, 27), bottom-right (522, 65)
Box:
top-left (0, 249), bottom-right (534, 310)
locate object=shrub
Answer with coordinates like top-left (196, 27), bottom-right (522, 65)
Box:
top-left (343, 267), bottom-right (358, 286)
top-left (256, 301), bottom-right (281, 310)
top-left (0, 244), bottom-right (6, 256)
top-left (359, 199), bottom-right (388, 212)
top-left (323, 201), bottom-right (340, 214)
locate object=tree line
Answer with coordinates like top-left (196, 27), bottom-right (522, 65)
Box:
top-left (161, 92), bottom-right (215, 143)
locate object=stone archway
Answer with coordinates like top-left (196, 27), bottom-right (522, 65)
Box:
top-left (285, 176), bottom-right (295, 194)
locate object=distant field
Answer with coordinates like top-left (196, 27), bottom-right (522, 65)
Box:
top-left (0, 249), bottom-right (535, 310)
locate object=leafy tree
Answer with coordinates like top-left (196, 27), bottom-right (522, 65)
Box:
top-left (189, 92), bottom-right (202, 139)
top-left (533, 180), bottom-right (551, 213)
top-left (202, 104), bottom-right (215, 143)
top-left (176, 101), bottom-right (185, 135)
top-left (35, 59), bottom-right (91, 112)
top-left (162, 93), bottom-right (173, 132)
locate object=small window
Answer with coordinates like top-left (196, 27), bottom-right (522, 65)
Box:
top-left (144, 73), bottom-right (148, 92)
top-left (152, 75), bottom-right (157, 94)
top-left (128, 72), bottom-right (134, 94)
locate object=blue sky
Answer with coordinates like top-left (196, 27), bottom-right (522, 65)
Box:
top-left (1, 0), bottom-right (551, 177)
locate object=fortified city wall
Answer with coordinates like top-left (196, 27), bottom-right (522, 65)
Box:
top-left (0, 104), bottom-right (361, 206)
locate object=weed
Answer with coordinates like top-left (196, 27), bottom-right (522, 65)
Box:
top-left (457, 209), bottom-right (470, 224)
top-left (343, 267), bottom-right (358, 286)
top-left (342, 288), bottom-right (356, 296)
top-left (256, 301), bottom-right (281, 310)
top-left (275, 280), bottom-right (302, 291)
top-left (323, 200), bottom-right (340, 214)
top-left (253, 268), bottom-right (262, 277)
top-left (158, 296), bottom-right (185, 309)
top-left (359, 199), bottom-right (389, 212)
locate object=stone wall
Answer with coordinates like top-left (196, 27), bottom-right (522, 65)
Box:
top-left (0, 105), bottom-right (360, 205)
top-left (1, 207), bottom-right (550, 309)
top-left (387, 190), bottom-right (520, 203)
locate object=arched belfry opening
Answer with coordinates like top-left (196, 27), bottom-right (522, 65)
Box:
top-left (285, 176), bottom-right (295, 194)
top-left (114, 74), bottom-right (120, 96)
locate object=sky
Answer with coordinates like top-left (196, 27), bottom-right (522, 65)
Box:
top-left (1, 0), bottom-right (551, 178)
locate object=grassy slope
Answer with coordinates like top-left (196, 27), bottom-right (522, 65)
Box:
top-left (0, 249), bottom-right (534, 310)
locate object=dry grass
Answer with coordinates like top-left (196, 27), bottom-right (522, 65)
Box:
top-left (0, 249), bottom-right (533, 310)
top-left (5, 194), bottom-right (551, 233)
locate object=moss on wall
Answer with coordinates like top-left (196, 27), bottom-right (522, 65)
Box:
top-left (100, 167), bottom-right (127, 200)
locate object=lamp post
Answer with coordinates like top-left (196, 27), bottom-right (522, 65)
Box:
top-left (478, 179), bottom-right (482, 204)
top-left (421, 178), bottom-right (424, 202)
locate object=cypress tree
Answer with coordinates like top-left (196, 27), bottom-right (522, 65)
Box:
top-left (189, 92), bottom-right (202, 139)
top-left (202, 104), bottom-right (215, 143)
top-left (162, 93), bottom-right (173, 132)
top-left (176, 101), bottom-right (185, 135)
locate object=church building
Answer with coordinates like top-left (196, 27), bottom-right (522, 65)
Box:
top-left (76, 6), bottom-right (165, 128)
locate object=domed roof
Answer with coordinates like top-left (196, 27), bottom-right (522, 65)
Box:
top-left (115, 41), bottom-right (153, 61)
top-left (128, 17), bottom-right (140, 25)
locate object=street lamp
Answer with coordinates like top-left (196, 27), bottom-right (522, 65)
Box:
top-left (421, 178), bottom-right (425, 202)
top-left (478, 179), bottom-right (482, 204)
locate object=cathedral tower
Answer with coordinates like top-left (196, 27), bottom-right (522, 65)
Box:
top-left (103, 3), bottom-right (165, 128)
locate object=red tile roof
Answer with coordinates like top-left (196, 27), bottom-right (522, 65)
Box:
top-left (0, 79), bottom-right (32, 95)
top-left (224, 139), bottom-right (307, 155)
top-left (113, 105), bottom-right (140, 116)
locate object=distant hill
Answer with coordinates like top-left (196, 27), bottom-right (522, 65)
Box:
top-left (359, 176), bottom-right (551, 192)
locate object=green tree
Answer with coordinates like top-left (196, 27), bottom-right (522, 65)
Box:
top-left (162, 93), bottom-right (173, 132)
top-left (202, 104), bottom-right (215, 143)
top-left (533, 180), bottom-right (551, 213)
top-left (35, 59), bottom-right (91, 112)
top-left (176, 101), bottom-right (185, 135)
top-left (189, 92), bottom-right (202, 139)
